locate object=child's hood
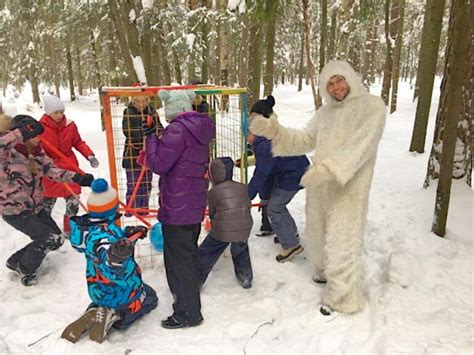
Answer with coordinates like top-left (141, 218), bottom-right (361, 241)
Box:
top-left (173, 111), bottom-right (214, 146)
top-left (209, 157), bottom-right (234, 185)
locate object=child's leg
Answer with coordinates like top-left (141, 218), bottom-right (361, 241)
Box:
top-left (198, 233), bottom-right (229, 286)
top-left (113, 284), bottom-right (158, 330)
top-left (230, 241), bottom-right (253, 288)
top-left (135, 169), bottom-right (153, 212)
top-left (125, 169), bottom-right (139, 209)
top-left (162, 223), bottom-right (203, 325)
top-left (63, 196), bottom-right (80, 235)
top-left (267, 188), bottom-right (300, 249)
top-left (2, 209), bottom-right (64, 276)
top-left (42, 197), bottom-right (57, 215)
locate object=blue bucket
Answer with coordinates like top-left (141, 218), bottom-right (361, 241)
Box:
top-left (150, 222), bottom-right (164, 252)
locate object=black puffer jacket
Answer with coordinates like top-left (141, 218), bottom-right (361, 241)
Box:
top-left (207, 157), bottom-right (253, 242)
top-left (122, 103), bottom-right (163, 170)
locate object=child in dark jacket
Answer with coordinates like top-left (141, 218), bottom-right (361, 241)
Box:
top-left (199, 157), bottom-right (254, 289)
top-left (62, 179), bottom-right (158, 344)
top-left (0, 114), bottom-right (94, 286)
top-left (248, 96), bottom-right (310, 263)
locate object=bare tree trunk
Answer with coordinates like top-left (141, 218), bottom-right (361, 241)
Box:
top-left (247, 23), bottom-right (263, 107)
top-left (336, 0), bottom-right (355, 60)
top-left (381, 0), bottom-right (396, 106)
top-left (263, 0), bottom-right (277, 96)
top-left (75, 46), bottom-right (84, 96)
top-left (327, 9), bottom-right (337, 60)
top-left (66, 41), bottom-right (76, 101)
top-left (201, 0), bottom-right (212, 83)
top-left (432, 0), bottom-right (470, 237)
top-left (90, 31), bottom-right (102, 86)
top-left (107, 0), bottom-right (138, 83)
top-left (50, 36), bottom-right (61, 97)
top-left (173, 50), bottom-right (183, 84)
top-left (302, 0), bottom-right (320, 109)
top-left (238, 12), bottom-right (249, 88)
top-left (220, 0), bottom-right (230, 86)
top-left (390, 0), bottom-right (406, 113)
top-left (409, 0), bottom-right (446, 152)
top-left (319, 0), bottom-right (327, 71)
top-left (298, 26), bottom-right (305, 92)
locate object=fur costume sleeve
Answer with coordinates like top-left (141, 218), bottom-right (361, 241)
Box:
top-left (250, 113), bottom-right (319, 157)
top-left (321, 97), bottom-right (386, 186)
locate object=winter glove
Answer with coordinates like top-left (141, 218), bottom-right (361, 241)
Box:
top-left (142, 118), bottom-right (156, 137)
top-left (136, 149), bottom-right (146, 167)
top-left (124, 225), bottom-right (148, 240)
top-left (72, 173), bottom-right (94, 187)
top-left (11, 114), bottom-right (44, 141)
top-left (88, 156), bottom-right (99, 168)
top-left (300, 164), bottom-right (333, 189)
top-left (249, 113), bottom-right (281, 140)
top-left (107, 239), bottom-right (134, 264)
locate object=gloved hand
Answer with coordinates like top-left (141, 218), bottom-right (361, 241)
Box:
top-left (300, 164), bottom-right (333, 189)
top-left (136, 149), bottom-right (146, 167)
top-left (124, 225), bottom-right (148, 240)
top-left (249, 113), bottom-right (281, 140)
top-left (107, 239), bottom-right (134, 264)
top-left (88, 156), bottom-right (99, 168)
top-left (72, 173), bottom-right (94, 187)
top-left (142, 119), bottom-right (156, 137)
top-left (11, 115), bottom-right (44, 141)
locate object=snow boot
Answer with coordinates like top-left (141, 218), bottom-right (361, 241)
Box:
top-left (320, 305), bottom-right (333, 316)
top-left (276, 244), bottom-right (304, 263)
top-left (61, 308), bottom-right (99, 343)
top-left (88, 307), bottom-right (119, 343)
top-left (161, 315), bottom-right (203, 330)
top-left (6, 260), bottom-right (38, 286)
top-left (235, 272), bottom-right (253, 289)
top-left (256, 230), bottom-right (275, 237)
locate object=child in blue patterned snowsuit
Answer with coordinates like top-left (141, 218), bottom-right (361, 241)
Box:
top-left (61, 179), bottom-right (157, 344)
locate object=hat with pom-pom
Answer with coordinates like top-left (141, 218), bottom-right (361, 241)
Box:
top-left (87, 179), bottom-right (119, 218)
top-left (159, 89), bottom-right (196, 121)
top-left (250, 95), bottom-right (275, 118)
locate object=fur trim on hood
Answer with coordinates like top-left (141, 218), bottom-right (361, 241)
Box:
top-left (0, 114), bottom-right (12, 133)
top-left (319, 60), bottom-right (367, 103)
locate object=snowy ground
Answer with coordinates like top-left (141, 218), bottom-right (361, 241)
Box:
top-left (0, 81), bottom-right (472, 354)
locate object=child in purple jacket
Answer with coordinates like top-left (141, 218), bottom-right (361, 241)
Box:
top-left (144, 90), bottom-right (214, 329)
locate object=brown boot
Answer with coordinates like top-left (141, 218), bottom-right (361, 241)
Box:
top-left (61, 308), bottom-right (99, 343)
top-left (276, 244), bottom-right (304, 263)
top-left (88, 307), bottom-right (119, 344)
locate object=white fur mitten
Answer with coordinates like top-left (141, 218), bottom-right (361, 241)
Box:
top-left (300, 164), bottom-right (333, 188)
top-left (249, 114), bottom-right (281, 139)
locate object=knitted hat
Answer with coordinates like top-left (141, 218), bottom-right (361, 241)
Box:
top-left (87, 179), bottom-right (119, 218)
top-left (43, 96), bottom-right (65, 115)
top-left (250, 95), bottom-right (275, 118)
top-left (159, 90), bottom-right (196, 121)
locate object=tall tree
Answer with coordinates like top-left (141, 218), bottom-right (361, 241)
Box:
top-left (409, 0), bottom-right (446, 153)
top-left (380, 0), bottom-right (396, 106)
top-left (432, 0), bottom-right (470, 237)
top-left (263, 0), bottom-right (278, 96)
top-left (390, 0), bottom-right (406, 113)
top-left (319, 0), bottom-right (328, 71)
top-left (301, 0), bottom-right (320, 109)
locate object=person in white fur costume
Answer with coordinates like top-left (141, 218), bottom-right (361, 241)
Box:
top-left (250, 60), bottom-right (386, 315)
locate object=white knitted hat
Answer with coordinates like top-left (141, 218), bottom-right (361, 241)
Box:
top-left (87, 179), bottom-right (119, 218)
top-left (43, 96), bottom-right (65, 115)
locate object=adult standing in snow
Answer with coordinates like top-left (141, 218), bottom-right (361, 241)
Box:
top-left (250, 60), bottom-right (387, 315)
top-left (40, 95), bottom-right (99, 235)
top-left (0, 114), bottom-right (94, 286)
top-left (145, 90), bottom-right (214, 329)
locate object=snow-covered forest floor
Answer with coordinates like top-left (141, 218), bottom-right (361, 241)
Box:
top-left (0, 81), bottom-right (472, 354)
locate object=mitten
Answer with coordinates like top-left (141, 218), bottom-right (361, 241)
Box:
top-left (249, 114), bottom-right (281, 140)
top-left (72, 173), bottom-right (94, 187)
top-left (108, 239), bottom-right (134, 264)
top-left (11, 115), bottom-right (44, 140)
top-left (124, 225), bottom-right (148, 240)
top-left (88, 156), bottom-right (99, 168)
top-left (142, 119), bottom-right (156, 137)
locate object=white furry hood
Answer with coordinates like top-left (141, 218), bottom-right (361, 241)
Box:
top-left (319, 60), bottom-right (367, 104)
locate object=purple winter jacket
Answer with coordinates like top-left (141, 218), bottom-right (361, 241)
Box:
top-left (145, 111), bottom-right (214, 225)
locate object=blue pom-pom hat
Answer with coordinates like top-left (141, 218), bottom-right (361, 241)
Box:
top-left (87, 178), bottom-right (119, 218)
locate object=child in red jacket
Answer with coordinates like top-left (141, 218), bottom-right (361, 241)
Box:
top-left (40, 96), bottom-right (99, 234)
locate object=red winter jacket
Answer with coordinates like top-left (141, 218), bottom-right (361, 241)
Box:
top-left (40, 114), bottom-right (94, 197)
